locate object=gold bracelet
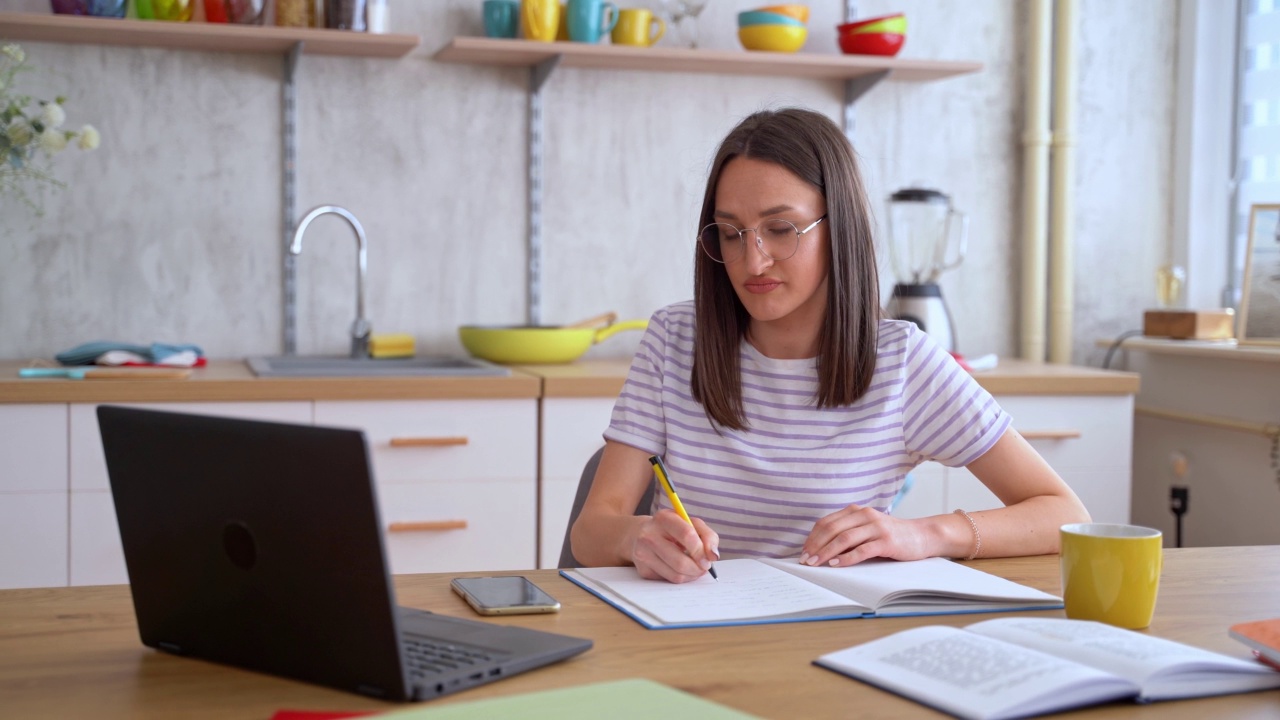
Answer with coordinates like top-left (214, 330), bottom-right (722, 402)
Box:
top-left (954, 508), bottom-right (981, 560)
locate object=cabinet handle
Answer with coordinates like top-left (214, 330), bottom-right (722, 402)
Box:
top-left (1018, 429), bottom-right (1082, 440)
top-left (388, 520), bottom-right (469, 532)
top-left (388, 436), bottom-right (469, 447)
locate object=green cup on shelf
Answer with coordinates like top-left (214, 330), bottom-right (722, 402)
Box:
top-left (135, 0), bottom-right (195, 21)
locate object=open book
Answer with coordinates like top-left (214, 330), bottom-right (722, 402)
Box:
top-left (560, 557), bottom-right (1061, 629)
top-left (816, 617), bottom-right (1280, 720)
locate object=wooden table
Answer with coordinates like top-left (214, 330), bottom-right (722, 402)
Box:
top-left (2, 548), bottom-right (1277, 719)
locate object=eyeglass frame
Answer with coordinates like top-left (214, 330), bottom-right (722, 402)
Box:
top-left (697, 215), bottom-right (827, 264)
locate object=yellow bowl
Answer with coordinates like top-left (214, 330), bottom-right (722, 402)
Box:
top-left (754, 4), bottom-right (809, 23)
top-left (738, 24), bottom-right (807, 53)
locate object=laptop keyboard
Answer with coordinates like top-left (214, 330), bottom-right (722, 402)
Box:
top-left (403, 636), bottom-right (499, 678)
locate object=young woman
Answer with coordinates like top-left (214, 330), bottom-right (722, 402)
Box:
top-left (571, 108), bottom-right (1090, 583)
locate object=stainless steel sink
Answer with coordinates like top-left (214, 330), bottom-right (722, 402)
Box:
top-left (246, 355), bottom-right (510, 378)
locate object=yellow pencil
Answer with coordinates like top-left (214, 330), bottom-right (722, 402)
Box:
top-left (649, 455), bottom-right (718, 580)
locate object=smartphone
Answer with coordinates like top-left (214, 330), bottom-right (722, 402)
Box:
top-left (449, 576), bottom-right (561, 616)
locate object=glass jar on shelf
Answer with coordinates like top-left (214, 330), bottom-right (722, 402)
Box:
top-left (276, 0), bottom-right (317, 27)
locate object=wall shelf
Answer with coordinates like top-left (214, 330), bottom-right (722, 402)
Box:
top-left (432, 35), bottom-right (982, 326)
top-left (433, 36), bottom-right (982, 82)
top-left (0, 11), bottom-right (419, 57)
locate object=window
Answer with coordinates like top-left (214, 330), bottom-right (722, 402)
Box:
top-left (1230, 0), bottom-right (1280, 304)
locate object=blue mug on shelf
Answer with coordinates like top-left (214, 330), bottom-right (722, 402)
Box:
top-left (567, 0), bottom-right (618, 43)
top-left (50, 0), bottom-right (126, 16)
top-left (483, 0), bottom-right (520, 38)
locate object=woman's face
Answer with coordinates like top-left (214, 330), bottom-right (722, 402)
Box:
top-left (712, 155), bottom-right (830, 335)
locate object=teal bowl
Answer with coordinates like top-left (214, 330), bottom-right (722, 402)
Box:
top-left (737, 10), bottom-right (805, 28)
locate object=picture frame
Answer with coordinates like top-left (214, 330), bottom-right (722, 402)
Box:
top-left (1238, 203), bottom-right (1280, 346)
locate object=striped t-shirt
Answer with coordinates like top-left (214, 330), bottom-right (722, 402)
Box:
top-left (603, 300), bottom-right (1011, 559)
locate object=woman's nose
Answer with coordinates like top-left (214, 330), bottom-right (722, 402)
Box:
top-left (742, 235), bottom-right (774, 273)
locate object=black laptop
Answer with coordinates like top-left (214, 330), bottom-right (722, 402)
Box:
top-left (96, 405), bottom-right (591, 702)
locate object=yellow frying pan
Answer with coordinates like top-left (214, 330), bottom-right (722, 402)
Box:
top-left (458, 312), bottom-right (648, 364)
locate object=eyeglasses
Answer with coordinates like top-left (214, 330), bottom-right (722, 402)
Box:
top-left (697, 216), bottom-right (826, 264)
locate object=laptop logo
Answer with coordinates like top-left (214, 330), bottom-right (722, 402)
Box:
top-left (223, 522), bottom-right (257, 570)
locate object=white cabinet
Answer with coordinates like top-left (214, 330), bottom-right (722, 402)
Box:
top-left (315, 399), bottom-right (538, 575)
top-left (893, 394), bottom-right (1134, 525)
top-left (0, 404), bottom-right (68, 589)
top-left (537, 397), bottom-right (616, 569)
top-left (67, 402), bottom-right (313, 586)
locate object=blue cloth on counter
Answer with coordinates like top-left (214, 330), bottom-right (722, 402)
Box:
top-left (55, 341), bottom-right (205, 366)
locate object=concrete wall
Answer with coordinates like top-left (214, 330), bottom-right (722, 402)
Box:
top-left (0, 0), bottom-right (1177, 364)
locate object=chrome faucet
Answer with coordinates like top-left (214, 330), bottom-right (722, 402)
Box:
top-left (289, 205), bottom-right (372, 359)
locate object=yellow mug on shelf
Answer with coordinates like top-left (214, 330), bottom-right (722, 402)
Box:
top-left (612, 7), bottom-right (665, 47)
top-left (1060, 523), bottom-right (1163, 630)
top-left (523, 0), bottom-right (561, 42)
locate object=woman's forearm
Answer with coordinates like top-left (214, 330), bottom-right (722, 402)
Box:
top-left (570, 510), bottom-right (647, 567)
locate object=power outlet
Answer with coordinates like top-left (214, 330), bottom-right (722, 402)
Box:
top-left (1169, 486), bottom-right (1188, 515)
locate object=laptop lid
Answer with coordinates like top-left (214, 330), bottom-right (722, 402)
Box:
top-left (97, 405), bottom-right (591, 702)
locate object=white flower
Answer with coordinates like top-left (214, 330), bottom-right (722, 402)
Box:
top-left (1, 44), bottom-right (24, 63)
top-left (7, 117), bottom-right (34, 147)
top-left (38, 127), bottom-right (68, 153)
top-left (41, 101), bottom-right (66, 129)
top-left (77, 124), bottom-right (100, 150)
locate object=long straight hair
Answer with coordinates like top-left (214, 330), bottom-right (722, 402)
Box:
top-left (690, 108), bottom-right (881, 430)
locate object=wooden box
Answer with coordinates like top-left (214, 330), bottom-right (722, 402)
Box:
top-left (1142, 309), bottom-right (1235, 340)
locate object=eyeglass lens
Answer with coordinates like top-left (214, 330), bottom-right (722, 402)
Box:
top-left (698, 219), bottom-right (803, 263)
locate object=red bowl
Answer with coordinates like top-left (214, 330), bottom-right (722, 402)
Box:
top-left (836, 13), bottom-right (904, 34)
top-left (837, 31), bottom-right (904, 56)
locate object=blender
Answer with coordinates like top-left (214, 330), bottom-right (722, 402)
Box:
top-left (883, 187), bottom-right (968, 352)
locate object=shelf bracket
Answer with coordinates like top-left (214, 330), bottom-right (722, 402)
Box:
top-left (526, 55), bottom-right (561, 326)
top-left (283, 41), bottom-right (303, 355)
top-left (842, 70), bottom-right (888, 141)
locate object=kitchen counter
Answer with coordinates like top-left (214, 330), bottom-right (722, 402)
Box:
top-left (517, 357), bottom-right (1140, 398)
top-left (0, 360), bottom-right (540, 403)
top-left (0, 357), bottom-right (1138, 404)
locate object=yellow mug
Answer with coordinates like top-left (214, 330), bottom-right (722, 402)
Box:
top-left (522, 0), bottom-right (560, 42)
top-left (1060, 523), bottom-right (1163, 629)
top-left (612, 7), bottom-right (665, 47)
top-left (556, 2), bottom-right (569, 40)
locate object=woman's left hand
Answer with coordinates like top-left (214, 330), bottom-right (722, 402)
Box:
top-left (800, 504), bottom-right (933, 567)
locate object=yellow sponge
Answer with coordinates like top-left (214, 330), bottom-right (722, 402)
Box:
top-left (369, 333), bottom-right (415, 359)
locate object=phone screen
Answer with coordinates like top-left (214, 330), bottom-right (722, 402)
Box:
top-left (450, 576), bottom-right (561, 615)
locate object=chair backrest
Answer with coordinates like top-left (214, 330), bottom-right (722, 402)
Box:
top-left (557, 446), bottom-right (656, 569)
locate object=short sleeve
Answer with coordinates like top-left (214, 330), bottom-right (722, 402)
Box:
top-left (602, 307), bottom-right (674, 456)
top-left (900, 329), bottom-right (1011, 468)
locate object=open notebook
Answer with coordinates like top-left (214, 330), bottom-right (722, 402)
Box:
top-left (561, 557), bottom-right (1062, 629)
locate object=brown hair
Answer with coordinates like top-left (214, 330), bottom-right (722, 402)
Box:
top-left (690, 108), bottom-right (880, 430)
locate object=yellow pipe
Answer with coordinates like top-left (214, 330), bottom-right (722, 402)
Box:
top-left (1020, 0), bottom-right (1053, 361)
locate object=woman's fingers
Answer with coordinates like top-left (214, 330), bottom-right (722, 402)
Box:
top-left (802, 505), bottom-right (895, 567)
top-left (632, 510), bottom-right (713, 583)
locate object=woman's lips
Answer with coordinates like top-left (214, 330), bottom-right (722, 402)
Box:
top-left (744, 280), bottom-right (781, 294)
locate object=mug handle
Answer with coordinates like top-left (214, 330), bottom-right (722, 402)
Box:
top-left (649, 15), bottom-right (666, 45)
top-left (601, 2), bottom-right (619, 33)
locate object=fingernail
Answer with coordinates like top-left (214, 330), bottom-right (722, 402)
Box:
top-left (829, 558), bottom-right (840, 567)
top-left (804, 555), bottom-right (819, 566)
top-left (710, 544), bottom-right (720, 560)
top-left (799, 552), bottom-right (810, 564)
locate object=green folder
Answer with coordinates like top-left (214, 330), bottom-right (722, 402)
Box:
top-left (378, 678), bottom-right (760, 719)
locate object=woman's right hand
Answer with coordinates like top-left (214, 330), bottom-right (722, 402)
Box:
top-left (629, 509), bottom-right (720, 583)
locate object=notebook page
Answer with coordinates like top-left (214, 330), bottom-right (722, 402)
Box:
top-left (573, 559), bottom-right (867, 624)
top-left (760, 557), bottom-right (1060, 611)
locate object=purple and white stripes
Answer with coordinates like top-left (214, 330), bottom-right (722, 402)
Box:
top-left (604, 301), bottom-right (1011, 559)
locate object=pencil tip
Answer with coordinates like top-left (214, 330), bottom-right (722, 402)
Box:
top-left (709, 566), bottom-right (719, 580)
